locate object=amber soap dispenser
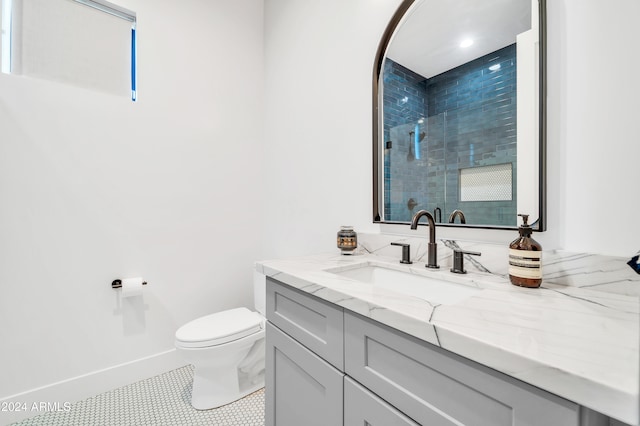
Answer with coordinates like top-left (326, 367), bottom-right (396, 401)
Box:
top-left (509, 214), bottom-right (542, 288)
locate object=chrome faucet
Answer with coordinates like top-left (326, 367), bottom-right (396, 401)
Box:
top-left (448, 209), bottom-right (466, 224)
top-left (410, 210), bottom-right (439, 269)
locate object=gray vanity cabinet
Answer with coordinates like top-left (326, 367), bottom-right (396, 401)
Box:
top-left (344, 311), bottom-right (583, 426)
top-left (344, 377), bottom-right (420, 426)
top-left (265, 278), bottom-right (345, 426)
top-left (265, 277), bottom-right (609, 426)
top-left (265, 276), bottom-right (343, 369)
top-left (265, 322), bottom-right (343, 426)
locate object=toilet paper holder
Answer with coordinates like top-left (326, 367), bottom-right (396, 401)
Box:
top-left (112, 279), bottom-right (148, 289)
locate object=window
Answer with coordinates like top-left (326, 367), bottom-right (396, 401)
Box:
top-left (1, 0), bottom-right (137, 100)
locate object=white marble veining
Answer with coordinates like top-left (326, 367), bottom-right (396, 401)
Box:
top-left (256, 235), bottom-right (640, 425)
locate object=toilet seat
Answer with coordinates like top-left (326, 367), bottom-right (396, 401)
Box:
top-left (175, 307), bottom-right (264, 348)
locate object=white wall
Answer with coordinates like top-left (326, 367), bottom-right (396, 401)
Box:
top-left (0, 0), bottom-right (264, 409)
top-left (546, 0), bottom-right (640, 255)
top-left (264, 0), bottom-right (640, 258)
top-left (263, 0), bottom-right (402, 258)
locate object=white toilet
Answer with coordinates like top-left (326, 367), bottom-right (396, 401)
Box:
top-left (175, 273), bottom-right (266, 410)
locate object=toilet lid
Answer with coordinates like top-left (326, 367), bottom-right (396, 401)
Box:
top-left (175, 307), bottom-right (264, 348)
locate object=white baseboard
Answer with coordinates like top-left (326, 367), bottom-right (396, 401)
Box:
top-left (0, 349), bottom-right (185, 425)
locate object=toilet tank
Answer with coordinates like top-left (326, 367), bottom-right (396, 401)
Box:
top-left (253, 271), bottom-right (266, 316)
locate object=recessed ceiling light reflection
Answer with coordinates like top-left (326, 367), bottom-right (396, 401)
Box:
top-left (489, 64), bottom-right (501, 71)
top-left (459, 39), bottom-right (474, 48)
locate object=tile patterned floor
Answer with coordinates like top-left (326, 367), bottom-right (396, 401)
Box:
top-left (11, 365), bottom-right (265, 426)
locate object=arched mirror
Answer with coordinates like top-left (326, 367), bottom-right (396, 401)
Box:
top-left (373, 0), bottom-right (546, 230)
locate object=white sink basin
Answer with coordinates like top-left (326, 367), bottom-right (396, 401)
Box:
top-left (329, 263), bottom-right (481, 305)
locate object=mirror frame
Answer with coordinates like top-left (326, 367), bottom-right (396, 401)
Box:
top-left (372, 0), bottom-right (547, 231)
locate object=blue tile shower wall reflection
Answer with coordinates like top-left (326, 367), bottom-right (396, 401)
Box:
top-left (382, 58), bottom-right (428, 221)
top-left (383, 44), bottom-right (517, 226)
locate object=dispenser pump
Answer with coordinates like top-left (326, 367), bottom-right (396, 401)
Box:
top-left (508, 213), bottom-right (542, 288)
top-left (518, 214), bottom-right (532, 237)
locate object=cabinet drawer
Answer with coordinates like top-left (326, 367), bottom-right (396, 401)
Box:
top-left (345, 377), bottom-right (419, 426)
top-left (344, 312), bottom-right (581, 426)
top-left (266, 277), bottom-right (344, 370)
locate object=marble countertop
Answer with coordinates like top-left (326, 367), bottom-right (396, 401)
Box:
top-left (256, 234), bottom-right (639, 425)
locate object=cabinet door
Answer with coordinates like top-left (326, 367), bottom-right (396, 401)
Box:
top-left (345, 377), bottom-right (420, 426)
top-left (266, 278), bottom-right (344, 369)
top-left (345, 312), bottom-right (581, 426)
top-left (265, 322), bottom-right (344, 426)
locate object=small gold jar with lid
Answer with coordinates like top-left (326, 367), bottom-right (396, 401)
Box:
top-left (337, 226), bottom-right (357, 255)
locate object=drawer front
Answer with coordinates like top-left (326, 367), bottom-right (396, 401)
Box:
top-left (344, 377), bottom-right (419, 426)
top-left (266, 277), bottom-right (344, 370)
top-left (265, 322), bottom-right (344, 426)
top-left (344, 312), bottom-right (580, 426)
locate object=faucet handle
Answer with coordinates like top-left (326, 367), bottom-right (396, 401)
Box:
top-left (450, 249), bottom-right (481, 274)
top-left (390, 242), bottom-right (412, 264)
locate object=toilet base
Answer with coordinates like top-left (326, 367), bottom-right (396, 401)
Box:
top-left (183, 334), bottom-right (266, 410)
top-left (191, 366), bottom-right (264, 410)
